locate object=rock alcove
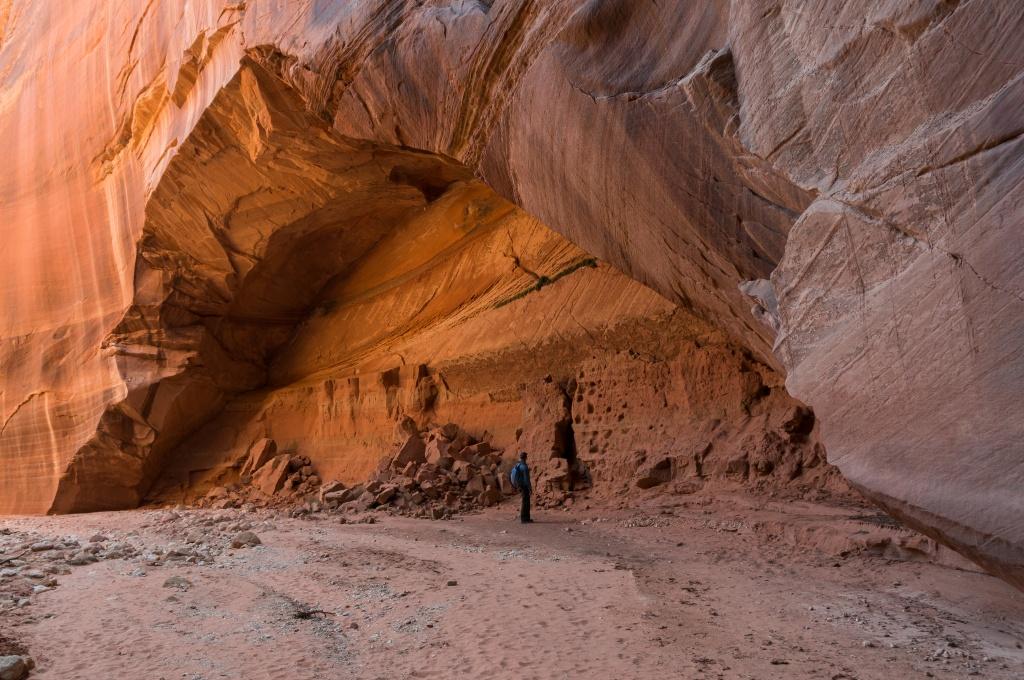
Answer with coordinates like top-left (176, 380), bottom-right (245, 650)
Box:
top-left (0, 1), bottom-right (1021, 592)
top-left (52, 59), bottom-right (833, 519)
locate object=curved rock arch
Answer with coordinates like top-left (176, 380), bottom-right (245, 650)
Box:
top-left (0, 1), bottom-right (1020, 589)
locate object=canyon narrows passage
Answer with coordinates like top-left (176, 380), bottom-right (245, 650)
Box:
top-left (0, 0), bottom-right (1022, 601)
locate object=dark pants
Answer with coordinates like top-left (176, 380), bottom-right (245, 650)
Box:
top-left (520, 488), bottom-right (531, 522)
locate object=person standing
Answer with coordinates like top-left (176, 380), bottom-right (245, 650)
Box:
top-left (510, 451), bottom-right (532, 523)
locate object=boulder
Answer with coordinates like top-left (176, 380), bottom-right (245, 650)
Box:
top-left (288, 455), bottom-right (310, 472)
top-left (319, 480), bottom-right (346, 502)
top-left (239, 438), bottom-right (278, 477)
top-left (204, 486), bottom-right (227, 501)
top-left (439, 422), bottom-right (461, 440)
top-left (414, 466), bottom-right (437, 485)
top-left (375, 455), bottom-right (394, 476)
top-left (497, 468), bottom-right (516, 496)
top-left (466, 474), bottom-right (486, 495)
top-left (322, 491), bottom-right (347, 505)
top-left (424, 439), bottom-right (450, 465)
top-left (420, 480), bottom-right (439, 499)
top-left (0, 656), bottom-right (28, 680)
top-left (392, 476), bottom-right (416, 491)
top-left (376, 486), bottom-right (397, 505)
top-left (230, 531), bottom-right (261, 548)
top-left (479, 486), bottom-right (501, 507)
top-left (252, 456), bottom-right (291, 496)
top-left (452, 460), bottom-right (472, 483)
top-left (338, 485), bottom-right (365, 504)
top-left (454, 441), bottom-right (491, 462)
top-left (355, 492), bottom-right (376, 512)
top-left (393, 435), bottom-right (426, 468)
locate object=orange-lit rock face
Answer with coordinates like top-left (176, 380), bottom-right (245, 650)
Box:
top-left (1, 1), bottom-right (1022, 589)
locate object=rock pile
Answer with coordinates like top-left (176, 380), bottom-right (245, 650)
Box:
top-left (194, 440), bottom-right (324, 509)
top-left (184, 421), bottom-right (545, 519)
top-left (320, 421), bottom-right (514, 519)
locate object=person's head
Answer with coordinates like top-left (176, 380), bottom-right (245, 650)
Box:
top-left (519, 451), bottom-right (528, 461)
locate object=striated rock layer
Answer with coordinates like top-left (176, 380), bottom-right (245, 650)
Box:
top-left (0, 2), bottom-right (1021, 588)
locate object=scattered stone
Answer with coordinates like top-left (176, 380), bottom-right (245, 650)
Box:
top-left (0, 656), bottom-right (28, 680)
top-left (162, 576), bottom-right (192, 590)
top-left (230, 532), bottom-right (261, 549)
top-left (66, 551), bottom-right (97, 566)
top-left (446, 580), bottom-right (458, 587)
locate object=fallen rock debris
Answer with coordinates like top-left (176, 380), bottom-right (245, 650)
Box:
top-left (188, 420), bottom-right (588, 520)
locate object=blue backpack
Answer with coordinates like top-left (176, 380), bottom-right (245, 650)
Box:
top-left (510, 462), bottom-right (524, 489)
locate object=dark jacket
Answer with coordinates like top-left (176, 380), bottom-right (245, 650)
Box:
top-left (511, 461), bottom-right (531, 492)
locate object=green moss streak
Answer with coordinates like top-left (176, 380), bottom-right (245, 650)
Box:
top-left (493, 257), bottom-right (598, 309)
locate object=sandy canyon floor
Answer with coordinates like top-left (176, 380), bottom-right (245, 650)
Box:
top-left (2, 495), bottom-right (1023, 680)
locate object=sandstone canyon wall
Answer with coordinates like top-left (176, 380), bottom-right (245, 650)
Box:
top-left (0, 1), bottom-right (1021, 589)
